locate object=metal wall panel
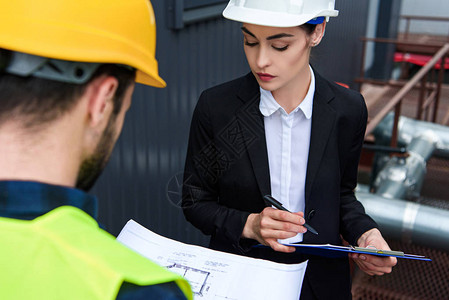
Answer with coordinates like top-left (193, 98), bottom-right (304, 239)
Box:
top-left (92, 0), bottom-right (371, 246)
top-left (312, 1), bottom-right (370, 88)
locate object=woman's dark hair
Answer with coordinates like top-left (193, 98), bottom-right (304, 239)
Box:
top-left (300, 23), bottom-right (318, 35)
top-left (0, 54), bottom-right (136, 128)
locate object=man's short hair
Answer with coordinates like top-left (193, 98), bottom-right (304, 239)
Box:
top-left (0, 50), bottom-right (136, 128)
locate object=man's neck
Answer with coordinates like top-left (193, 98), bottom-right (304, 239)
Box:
top-left (0, 121), bottom-right (82, 187)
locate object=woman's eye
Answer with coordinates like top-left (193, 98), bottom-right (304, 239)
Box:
top-left (272, 45), bottom-right (289, 51)
top-left (244, 41), bottom-right (258, 47)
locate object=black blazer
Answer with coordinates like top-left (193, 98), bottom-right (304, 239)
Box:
top-left (182, 71), bottom-right (377, 299)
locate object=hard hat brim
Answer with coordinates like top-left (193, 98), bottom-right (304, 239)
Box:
top-left (223, 5), bottom-right (338, 27)
top-left (136, 70), bottom-right (166, 88)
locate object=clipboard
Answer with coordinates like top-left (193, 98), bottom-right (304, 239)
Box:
top-left (280, 243), bottom-right (432, 261)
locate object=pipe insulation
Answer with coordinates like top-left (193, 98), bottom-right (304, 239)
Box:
top-left (373, 131), bottom-right (439, 199)
top-left (373, 112), bottom-right (449, 156)
top-left (356, 189), bottom-right (449, 251)
top-left (359, 114), bottom-right (449, 251)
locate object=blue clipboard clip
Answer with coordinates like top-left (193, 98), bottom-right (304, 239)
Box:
top-left (260, 243), bottom-right (433, 261)
top-left (349, 245), bottom-right (431, 261)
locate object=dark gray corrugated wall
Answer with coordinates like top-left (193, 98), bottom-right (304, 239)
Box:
top-left (312, 1), bottom-right (370, 88)
top-left (91, 0), bottom-right (370, 246)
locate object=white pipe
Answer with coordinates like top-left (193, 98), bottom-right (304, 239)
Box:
top-left (373, 132), bottom-right (439, 199)
top-left (356, 189), bottom-right (449, 251)
top-left (373, 113), bottom-right (449, 154)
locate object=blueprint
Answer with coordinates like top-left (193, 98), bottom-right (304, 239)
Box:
top-left (117, 220), bottom-right (308, 300)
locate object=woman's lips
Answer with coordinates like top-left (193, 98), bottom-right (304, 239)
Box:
top-left (257, 73), bottom-right (275, 82)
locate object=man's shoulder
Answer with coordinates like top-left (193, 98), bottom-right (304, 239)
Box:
top-left (2, 206), bottom-right (191, 299)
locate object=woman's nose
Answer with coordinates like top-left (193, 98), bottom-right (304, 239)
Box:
top-left (256, 46), bottom-right (271, 69)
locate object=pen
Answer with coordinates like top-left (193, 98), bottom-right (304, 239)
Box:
top-left (263, 195), bottom-right (319, 235)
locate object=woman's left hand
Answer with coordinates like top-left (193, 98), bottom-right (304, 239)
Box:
top-left (351, 228), bottom-right (397, 276)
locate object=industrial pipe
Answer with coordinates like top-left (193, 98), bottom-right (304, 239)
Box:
top-left (373, 112), bottom-right (449, 156)
top-left (373, 131), bottom-right (439, 199)
top-left (356, 188), bottom-right (449, 251)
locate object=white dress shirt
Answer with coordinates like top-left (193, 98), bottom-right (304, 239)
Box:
top-left (259, 66), bottom-right (315, 243)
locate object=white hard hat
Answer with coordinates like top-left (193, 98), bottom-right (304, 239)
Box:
top-left (222, 0), bottom-right (339, 27)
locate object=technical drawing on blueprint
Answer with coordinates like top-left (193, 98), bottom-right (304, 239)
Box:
top-left (117, 220), bottom-right (308, 300)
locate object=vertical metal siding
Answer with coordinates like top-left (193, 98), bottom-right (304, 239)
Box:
top-left (92, 1), bottom-right (370, 246)
top-left (312, 1), bottom-right (370, 88)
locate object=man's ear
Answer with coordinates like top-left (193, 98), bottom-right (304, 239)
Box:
top-left (85, 76), bottom-right (119, 127)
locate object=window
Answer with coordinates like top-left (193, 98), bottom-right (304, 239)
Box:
top-left (184, 0), bottom-right (226, 9)
top-left (167, 0), bottom-right (228, 29)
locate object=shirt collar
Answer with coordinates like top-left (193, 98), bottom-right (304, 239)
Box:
top-left (259, 65), bottom-right (315, 119)
top-left (0, 180), bottom-right (98, 220)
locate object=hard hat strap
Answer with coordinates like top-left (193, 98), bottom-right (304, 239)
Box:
top-left (4, 52), bottom-right (100, 84)
top-left (0, 50), bottom-right (12, 71)
top-left (306, 16), bottom-right (325, 25)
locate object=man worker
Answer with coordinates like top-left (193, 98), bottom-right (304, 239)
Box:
top-left (0, 0), bottom-right (192, 299)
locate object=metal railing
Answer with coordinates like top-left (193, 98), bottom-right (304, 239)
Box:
top-left (401, 15), bottom-right (449, 42)
top-left (362, 42), bottom-right (449, 147)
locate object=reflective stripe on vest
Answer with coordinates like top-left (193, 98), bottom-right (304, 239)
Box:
top-left (0, 206), bottom-right (192, 299)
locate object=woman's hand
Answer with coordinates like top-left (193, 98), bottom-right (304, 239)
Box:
top-left (242, 207), bottom-right (307, 253)
top-left (351, 228), bottom-right (397, 276)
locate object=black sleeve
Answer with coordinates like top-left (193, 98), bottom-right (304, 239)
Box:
top-left (182, 91), bottom-right (252, 250)
top-left (116, 282), bottom-right (187, 300)
top-left (339, 93), bottom-right (378, 245)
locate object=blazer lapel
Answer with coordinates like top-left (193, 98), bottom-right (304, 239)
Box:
top-left (233, 72), bottom-right (337, 202)
top-left (235, 73), bottom-right (271, 197)
top-left (305, 73), bottom-right (336, 201)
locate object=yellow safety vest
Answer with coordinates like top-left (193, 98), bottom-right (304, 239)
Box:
top-left (0, 206), bottom-right (192, 300)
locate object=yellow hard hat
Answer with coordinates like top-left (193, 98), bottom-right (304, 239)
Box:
top-left (0, 0), bottom-right (165, 88)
